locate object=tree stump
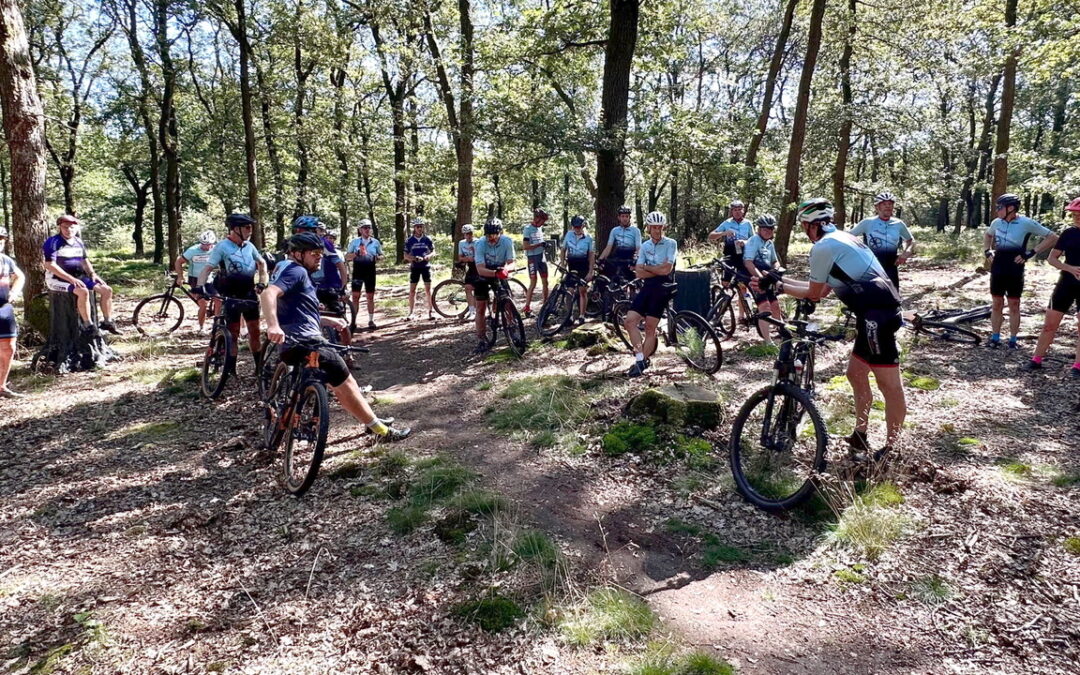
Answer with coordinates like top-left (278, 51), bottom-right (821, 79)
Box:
top-left (31, 291), bottom-right (118, 373)
top-left (626, 383), bottom-right (723, 429)
top-left (564, 323), bottom-right (620, 355)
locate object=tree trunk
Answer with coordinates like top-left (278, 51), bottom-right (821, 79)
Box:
top-left (232, 0), bottom-right (262, 247)
top-left (970, 75), bottom-right (1001, 227)
top-left (253, 52), bottom-right (285, 248)
top-left (1039, 80), bottom-right (1069, 215)
top-left (775, 0), bottom-right (827, 263)
top-left (744, 0), bottom-right (798, 180)
top-left (332, 67), bottom-right (350, 238)
top-left (991, 0), bottom-right (1018, 202)
top-left (391, 98), bottom-right (407, 262)
top-left (292, 11), bottom-right (313, 218)
top-left (0, 0), bottom-right (49, 309)
top-left (594, 0), bottom-right (639, 249)
top-left (121, 165), bottom-right (150, 255)
top-left (155, 0), bottom-right (181, 263)
top-left (831, 0), bottom-right (855, 229)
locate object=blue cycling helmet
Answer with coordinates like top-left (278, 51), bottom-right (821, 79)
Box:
top-left (570, 215), bottom-right (587, 229)
top-left (292, 215), bottom-right (320, 231)
top-left (225, 213), bottom-right (255, 229)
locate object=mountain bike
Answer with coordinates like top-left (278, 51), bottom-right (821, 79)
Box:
top-left (728, 299), bottom-right (846, 512)
top-left (262, 337), bottom-right (370, 496)
top-left (905, 304), bottom-right (989, 345)
top-left (704, 259), bottom-right (767, 339)
top-left (482, 274), bottom-right (528, 356)
top-left (536, 263), bottom-right (592, 337)
top-left (610, 281), bottom-right (723, 374)
top-left (132, 272), bottom-right (216, 336)
top-left (200, 296), bottom-right (260, 400)
top-left (432, 274), bottom-right (528, 319)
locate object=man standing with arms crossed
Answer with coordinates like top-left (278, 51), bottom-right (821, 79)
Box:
top-left (522, 208), bottom-right (551, 315)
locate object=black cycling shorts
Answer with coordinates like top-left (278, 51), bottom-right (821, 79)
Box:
top-left (604, 258), bottom-right (634, 283)
top-left (409, 266), bottom-right (431, 284)
top-left (852, 307), bottom-right (902, 367)
top-left (629, 283), bottom-right (673, 320)
top-left (527, 257), bottom-right (548, 277)
top-left (722, 254), bottom-right (745, 283)
top-left (187, 275), bottom-right (200, 290)
top-left (567, 257), bottom-right (590, 278)
top-left (280, 345), bottom-right (350, 388)
top-left (316, 288), bottom-right (346, 317)
top-left (215, 276), bottom-right (259, 323)
top-left (873, 251), bottom-right (900, 290)
top-left (990, 268), bottom-right (1025, 299)
top-left (1049, 275), bottom-right (1080, 314)
top-left (351, 263), bottom-right (376, 293)
top-left (472, 277), bottom-right (498, 303)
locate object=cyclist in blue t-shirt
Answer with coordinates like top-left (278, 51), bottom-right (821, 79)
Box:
top-left (741, 215), bottom-right (782, 345)
top-left (404, 218), bottom-right (435, 321)
top-left (0, 227), bottom-right (26, 398)
top-left (522, 208), bottom-right (551, 315)
top-left (174, 229), bottom-right (219, 331)
top-left (561, 215), bottom-right (596, 323)
top-left (262, 233), bottom-right (409, 441)
top-left (471, 219), bottom-right (517, 355)
top-left (457, 224), bottom-right (479, 320)
top-left (982, 193), bottom-right (1059, 349)
top-left (345, 219), bottom-right (384, 331)
top-left (708, 199), bottom-right (754, 280)
top-left (598, 206), bottom-right (641, 283)
top-left (624, 212), bottom-right (678, 377)
top-left (198, 213), bottom-right (268, 366)
top-left (850, 191), bottom-right (915, 290)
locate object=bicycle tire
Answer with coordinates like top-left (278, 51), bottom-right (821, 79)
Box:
top-left (729, 382), bottom-right (828, 512)
top-left (793, 342), bottom-right (816, 393)
top-left (507, 277), bottom-right (530, 307)
top-left (282, 382), bottom-right (330, 496)
top-left (132, 293), bottom-right (185, 336)
top-left (501, 298), bottom-right (529, 356)
top-left (432, 279), bottom-right (470, 318)
top-left (706, 293), bottom-right (736, 338)
top-left (610, 300), bottom-right (634, 351)
top-left (263, 362), bottom-right (292, 451)
top-left (257, 340), bottom-right (280, 401)
top-left (536, 287), bottom-right (574, 337)
top-left (917, 321), bottom-right (980, 345)
top-left (484, 311), bottom-right (499, 348)
top-left (670, 311), bottom-right (723, 374)
top-left (200, 329), bottom-right (234, 399)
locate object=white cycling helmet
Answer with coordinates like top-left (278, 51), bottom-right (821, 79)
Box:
top-left (874, 191), bottom-right (897, 205)
top-left (358, 218), bottom-right (373, 231)
top-left (644, 211), bottom-right (667, 227)
top-left (797, 198), bottom-right (835, 223)
top-left (461, 224), bottom-right (474, 234)
top-left (198, 230), bottom-right (218, 245)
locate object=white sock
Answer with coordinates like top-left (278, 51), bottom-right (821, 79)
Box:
top-left (635, 352), bottom-right (644, 362)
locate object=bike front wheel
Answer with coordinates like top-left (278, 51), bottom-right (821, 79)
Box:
top-left (729, 382), bottom-right (827, 512)
top-left (670, 311), bottom-right (723, 374)
top-left (536, 287), bottom-right (574, 337)
top-left (916, 321), bottom-right (980, 345)
top-left (282, 383), bottom-right (330, 496)
top-left (200, 328), bottom-right (234, 399)
top-left (432, 279), bottom-right (470, 318)
top-left (501, 299), bottom-right (528, 356)
top-left (706, 293), bottom-right (736, 338)
top-left (133, 293), bottom-right (185, 336)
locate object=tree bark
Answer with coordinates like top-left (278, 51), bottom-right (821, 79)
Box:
top-left (154, 0), bottom-right (181, 263)
top-left (831, 0), bottom-right (856, 229)
top-left (744, 0), bottom-right (798, 179)
top-left (121, 165), bottom-right (150, 255)
top-left (292, 5), bottom-right (314, 218)
top-left (231, 0), bottom-right (262, 247)
top-left (0, 0), bottom-right (49, 310)
top-left (991, 0), bottom-right (1018, 202)
top-left (371, 20), bottom-right (409, 262)
top-left (775, 0), bottom-right (827, 262)
top-left (252, 51), bottom-right (285, 248)
top-left (594, 0), bottom-right (640, 249)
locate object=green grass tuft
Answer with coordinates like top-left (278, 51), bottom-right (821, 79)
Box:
top-left (483, 349), bottom-right (520, 364)
top-left (904, 372), bottom-right (940, 390)
top-left (701, 536), bottom-right (748, 568)
top-left (513, 530), bottom-right (561, 571)
top-left (453, 490), bottom-right (508, 517)
top-left (386, 505), bottom-right (427, 534)
top-left (997, 460), bottom-right (1032, 480)
top-left (911, 575), bottom-right (953, 605)
top-left (1064, 537), bottom-right (1080, 556)
top-left (828, 499), bottom-right (909, 560)
top-left (486, 375), bottom-right (591, 434)
top-left (743, 343), bottom-right (780, 358)
top-left (327, 461), bottom-right (364, 480)
top-left (560, 588), bottom-right (657, 646)
top-left (602, 422), bottom-right (657, 456)
top-left (410, 463), bottom-right (473, 508)
top-left (372, 450), bottom-right (412, 477)
top-left (677, 651), bottom-right (736, 675)
top-left (453, 595), bottom-right (525, 632)
top-left (674, 435), bottom-right (715, 469)
top-left (664, 518), bottom-right (703, 537)
top-left (833, 568), bottom-right (865, 584)
top-left (860, 482), bottom-right (904, 508)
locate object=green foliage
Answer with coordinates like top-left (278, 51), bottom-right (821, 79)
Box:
top-left (387, 505), bottom-right (427, 535)
top-left (560, 588), bottom-right (657, 646)
top-left (512, 530), bottom-right (561, 572)
top-left (828, 488), bottom-right (910, 560)
top-left (673, 435), bottom-right (715, 469)
top-left (911, 575), bottom-right (953, 605)
top-left (602, 422), bottom-right (658, 456)
top-left (486, 376), bottom-right (592, 434)
top-left (453, 595), bottom-right (525, 632)
top-left (860, 482), bottom-right (905, 508)
top-left (743, 343), bottom-right (780, 358)
top-left (453, 490), bottom-right (508, 517)
top-left (1064, 538), bottom-right (1080, 556)
top-left (409, 463), bottom-right (474, 508)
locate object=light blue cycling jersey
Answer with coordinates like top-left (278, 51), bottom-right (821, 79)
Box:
top-left (850, 217), bottom-right (913, 254)
top-left (563, 231), bottom-right (594, 259)
top-left (638, 236), bottom-right (678, 286)
top-left (712, 218), bottom-right (753, 242)
top-left (607, 225), bottom-right (642, 252)
top-left (182, 243), bottom-right (213, 279)
top-left (986, 216), bottom-right (1051, 252)
top-left (523, 224), bottom-right (547, 258)
top-left (347, 236), bottom-right (383, 263)
top-left (208, 238), bottom-right (261, 278)
top-left (457, 238), bottom-right (476, 261)
top-left (809, 229), bottom-right (889, 289)
top-left (475, 235), bottom-right (516, 269)
top-left (742, 234), bottom-right (778, 270)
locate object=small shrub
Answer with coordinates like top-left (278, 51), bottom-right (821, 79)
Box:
top-left (513, 530), bottom-right (561, 571)
top-left (602, 422), bottom-right (657, 456)
top-left (453, 595), bottom-right (525, 632)
top-left (833, 568), bottom-right (865, 584)
top-left (1064, 537), bottom-right (1080, 556)
top-left (387, 505), bottom-right (427, 534)
top-left (677, 651), bottom-right (735, 675)
top-left (911, 575), bottom-right (952, 605)
top-left (453, 490), bottom-right (508, 517)
top-left (560, 588), bottom-right (657, 645)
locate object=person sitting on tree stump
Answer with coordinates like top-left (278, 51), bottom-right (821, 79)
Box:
top-left (43, 214), bottom-right (120, 335)
top-left (0, 227), bottom-right (27, 398)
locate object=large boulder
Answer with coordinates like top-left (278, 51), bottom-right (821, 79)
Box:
top-left (627, 383), bottom-right (723, 429)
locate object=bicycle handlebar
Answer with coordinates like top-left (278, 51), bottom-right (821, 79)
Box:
top-left (282, 336), bottom-right (370, 353)
top-left (752, 310), bottom-right (846, 343)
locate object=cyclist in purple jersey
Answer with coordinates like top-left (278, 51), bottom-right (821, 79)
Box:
top-left (42, 214), bottom-right (120, 334)
top-left (404, 218), bottom-right (435, 321)
top-left (0, 227), bottom-right (26, 397)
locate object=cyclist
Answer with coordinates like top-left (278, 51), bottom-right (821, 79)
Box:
top-left (765, 198), bottom-right (905, 460)
top-left (262, 232), bottom-right (409, 441)
top-left (598, 205), bottom-right (641, 283)
top-left (522, 207), bottom-right (551, 315)
top-left (0, 227), bottom-right (26, 398)
top-left (983, 193), bottom-right (1058, 349)
top-left (471, 218), bottom-right (517, 355)
top-left (708, 200), bottom-right (754, 323)
top-left (345, 219), bottom-right (383, 331)
top-left (174, 229), bottom-right (219, 332)
top-left (850, 191), bottom-right (915, 290)
top-left (42, 214), bottom-right (120, 335)
top-left (561, 215), bottom-right (595, 323)
top-left (457, 224), bottom-right (478, 320)
top-left (404, 217), bottom-right (435, 321)
top-left (1023, 197), bottom-right (1080, 377)
top-left (624, 211), bottom-right (677, 377)
top-left (742, 214), bottom-right (782, 346)
top-left (197, 213), bottom-right (267, 370)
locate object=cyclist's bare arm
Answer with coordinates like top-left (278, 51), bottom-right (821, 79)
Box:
top-left (778, 278), bottom-right (831, 302)
top-left (173, 255), bottom-right (187, 277)
top-left (260, 285), bottom-right (285, 343)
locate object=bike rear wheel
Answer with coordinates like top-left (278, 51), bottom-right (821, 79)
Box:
top-left (670, 311), bottom-right (723, 374)
top-left (507, 277), bottom-right (531, 307)
top-left (263, 362), bottom-right (293, 451)
top-left (536, 287), bottom-right (574, 337)
top-left (916, 321), bottom-right (980, 345)
top-left (257, 340), bottom-right (280, 401)
top-left (200, 328), bottom-right (234, 399)
top-left (501, 299), bottom-right (528, 356)
top-left (432, 279), bottom-right (470, 318)
top-left (610, 300), bottom-right (634, 351)
top-left (282, 383), bottom-right (330, 496)
top-left (706, 293), bottom-right (736, 338)
top-left (133, 293), bottom-right (185, 336)
top-left (729, 383), bottom-right (827, 512)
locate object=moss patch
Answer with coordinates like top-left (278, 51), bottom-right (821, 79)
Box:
top-left (602, 422), bottom-right (658, 456)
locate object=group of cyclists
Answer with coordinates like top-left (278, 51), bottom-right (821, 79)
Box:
top-left (2, 186), bottom-right (1079, 461)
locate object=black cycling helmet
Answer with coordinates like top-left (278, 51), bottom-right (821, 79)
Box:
top-left (996, 193), bottom-right (1021, 209)
top-left (570, 215), bottom-right (587, 229)
top-left (617, 205), bottom-right (632, 215)
top-left (754, 214), bottom-right (777, 229)
top-left (484, 219), bottom-right (503, 236)
top-left (287, 232), bottom-right (325, 252)
top-left (226, 213), bottom-right (256, 229)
